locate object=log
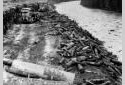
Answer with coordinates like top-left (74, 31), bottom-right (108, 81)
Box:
top-left (3, 58), bottom-right (75, 84)
top-left (3, 72), bottom-right (70, 85)
top-left (4, 66), bottom-right (40, 78)
top-left (4, 79), bottom-right (70, 85)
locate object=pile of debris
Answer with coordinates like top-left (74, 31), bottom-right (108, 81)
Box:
top-left (3, 2), bottom-right (122, 85)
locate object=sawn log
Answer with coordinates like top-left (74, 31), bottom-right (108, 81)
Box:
top-left (3, 58), bottom-right (75, 84)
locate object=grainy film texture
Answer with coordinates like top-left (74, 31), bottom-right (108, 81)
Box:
top-left (3, 0), bottom-right (122, 85)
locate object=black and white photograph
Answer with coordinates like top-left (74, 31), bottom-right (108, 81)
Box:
top-left (3, 0), bottom-right (122, 85)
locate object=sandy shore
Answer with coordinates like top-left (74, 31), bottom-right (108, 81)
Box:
top-left (55, 1), bottom-right (122, 61)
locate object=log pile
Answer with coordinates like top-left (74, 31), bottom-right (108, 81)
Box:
top-left (3, 2), bottom-right (122, 85)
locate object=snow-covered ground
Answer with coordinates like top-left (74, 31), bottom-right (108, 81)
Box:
top-left (55, 1), bottom-right (122, 61)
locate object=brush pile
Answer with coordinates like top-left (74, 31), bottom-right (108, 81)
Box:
top-left (3, 2), bottom-right (122, 85)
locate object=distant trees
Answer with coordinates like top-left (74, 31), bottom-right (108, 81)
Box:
top-left (80, 0), bottom-right (122, 12)
top-left (48, 0), bottom-right (77, 3)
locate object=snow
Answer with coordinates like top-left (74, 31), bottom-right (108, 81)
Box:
top-left (55, 1), bottom-right (122, 61)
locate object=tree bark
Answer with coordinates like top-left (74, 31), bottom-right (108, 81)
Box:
top-left (3, 58), bottom-right (75, 84)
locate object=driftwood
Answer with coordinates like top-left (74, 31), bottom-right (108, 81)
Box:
top-left (3, 58), bottom-right (75, 84)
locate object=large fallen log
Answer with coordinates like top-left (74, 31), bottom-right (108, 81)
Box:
top-left (3, 58), bottom-right (75, 84)
top-left (4, 79), bottom-right (71, 85)
top-left (3, 70), bottom-right (71, 85)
